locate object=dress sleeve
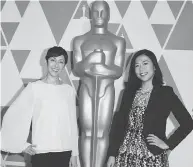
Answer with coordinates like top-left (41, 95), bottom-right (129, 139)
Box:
top-left (165, 87), bottom-right (193, 150)
top-left (1, 83), bottom-right (34, 153)
top-left (69, 88), bottom-right (79, 156)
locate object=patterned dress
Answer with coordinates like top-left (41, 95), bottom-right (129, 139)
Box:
top-left (115, 88), bottom-right (169, 167)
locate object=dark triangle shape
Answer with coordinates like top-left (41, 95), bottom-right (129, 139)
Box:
top-left (1, 22), bottom-right (19, 44)
top-left (141, 0), bottom-right (157, 18)
top-left (22, 78), bottom-right (38, 87)
top-left (60, 69), bottom-right (72, 87)
top-left (152, 24), bottom-right (172, 47)
top-left (115, 1), bottom-right (131, 18)
top-left (1, 33), bottom-right (6, 46)
top-left (167, 0), bottom-right (183, 19)
top-left (1, 106), bottom-right (9, 127)
top-left (74, 1), bottom-right (90, 19)
top-left (71, 80), bottom-right (79, 104)
top-left (65, 51), bottom-right (72, 74)
top-left (166, 1), bottom-right (193, 50)
top-left (124, 52), bottom-right (133, 70)
top-left (40, 1), bottom-right (79, 45)
top-left (159, 56), bottom-right (183, 103)
top-left (72, 80), bottom-right (80, 92)
top-left (1, 50), bottom-right (6, 61)
top-left (1, 1), bottom-right (6, 11)
top-left (117, 26), bottom-right (133, 49)
top-left (15, 1), bottom-right (30, 17)
top-left (108, 23), bottom-right (120, 35)
top-left (11, 50), bottom-right (31, 73)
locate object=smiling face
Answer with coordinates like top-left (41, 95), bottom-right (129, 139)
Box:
top-left (91, 1), bottom-right (110, 27)
top-left (135, 54), bottom-right (155, 85)
top-left (47, 55), bottom-right (65, 78)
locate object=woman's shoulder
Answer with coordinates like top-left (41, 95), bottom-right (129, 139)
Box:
top-left (158, 85), bottom-right (173, 90)
top-left (160, 85), bottom-right (173, 92)
top-left (26, 79), bottom-right (42, 85)
top-left (26, 79), bottom-right (44, 88)
top-left (155, 85), bottom-right (175, 96)
top-left (25, 80), bottom-right (49, 91)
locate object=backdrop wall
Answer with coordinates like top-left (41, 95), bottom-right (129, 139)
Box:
top-left (1, 0), bottom-right (193, 167)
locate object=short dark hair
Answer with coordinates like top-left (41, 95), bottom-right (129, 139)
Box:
top-left (45, 46), bottom-right (68, 65)
top-left (125, 49), bottom-right (164, 92)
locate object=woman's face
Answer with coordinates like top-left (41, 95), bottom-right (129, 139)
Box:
top-left (47, 55), bottom-right (65, 77)
top-left (135, 54), bottom-right (155, 84)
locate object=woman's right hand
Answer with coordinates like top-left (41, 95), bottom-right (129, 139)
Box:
top-left (23, 144), bottom-right (36, 155)
top-left (107, 156), bottom-right (115, 167)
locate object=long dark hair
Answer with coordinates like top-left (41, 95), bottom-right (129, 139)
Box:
top-left (125, 49), bottom-right (164, 94)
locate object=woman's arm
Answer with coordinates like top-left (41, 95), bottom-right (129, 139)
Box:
top-left (1, 83), bottom-right (34, 153)
top-left (165, 87), bottom-right (193, 150)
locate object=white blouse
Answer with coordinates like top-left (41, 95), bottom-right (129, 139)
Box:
top-left (1, 80), bottom-right (79, 156)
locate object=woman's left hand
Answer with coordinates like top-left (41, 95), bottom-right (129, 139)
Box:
top-left (69, 156), bottom-right (77, 167)
top-left (147, 134), bottom-right (169, 150)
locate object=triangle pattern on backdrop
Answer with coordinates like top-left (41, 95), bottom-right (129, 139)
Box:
top-left (141, 0), bottom-right (157, 18)
top-left (166, 1), bottom-right (193, 50)
top-left (22, 78), bottom-right (39, 87)
top-left (65, 51), bottom-right (73, 74)
top-left (1, 1), bottom-right (21, 22)
top-left (74, 1), bottom-right (90, 19)
top-left (1, 1), bottom-right (6, 11)
top-left (60, 67), bottom-right (73, 87)
top-left (108, 23), bottom-right (120, 35)
top-left (9, 1), bottom-right (56, 50)
top-left (15, 0), bottom-right (30, 17)
top-left (106, 1), bottom-right (123, 23)
top-left (72, 80), bottom-right (80, 92)
top-left (115, 0), bottom-right (131, 18)
top-left (159, 55), bottom-right (183, 102)
top-left (122, 0), bottom-right (162, 59)
top-left (117, 25), bottom-right (133, 49)
top-left (1, 50), bottom-right (23, 106)
top-left (163, 50), bottom-right (193, 112)
top-left (1, 22), bottom-right (19, 44)
top-left (40, 1), bottom-right (79, 45)
top-left (20, 49), bottom-right (45, 79)
top-left (11, 50), bottom-right (31, 73)
top-left (1, 106), bottom-right (11, 130)
top-left (59, 19), bottom-right (90, 51)
top-left (150, 1), bottom-right (175, 24)
top-left (152, 24), bottom-right (173, 47)
top-left (1, 50), bottom-right (6, 61)
top-left (167, 0), bottom-right (184, 19)
top-left (1, 32), bottom-right (6, 46)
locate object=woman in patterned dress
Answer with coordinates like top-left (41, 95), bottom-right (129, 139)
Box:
top-left (107, 49), bottom-right (193, 167)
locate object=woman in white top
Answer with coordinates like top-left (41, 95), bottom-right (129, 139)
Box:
top-left (1, 46), bottom-right (79, 167)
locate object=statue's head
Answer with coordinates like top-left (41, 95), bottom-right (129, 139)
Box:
top-left (90, 1), bottom-right (110, 27)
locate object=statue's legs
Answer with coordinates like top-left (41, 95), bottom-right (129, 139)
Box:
top-left (94, 84), bottom-right (115, 167)
top-left (79, 82), bottom-right (114, 167)
top-left (79, 84), bottom-right (92, 167)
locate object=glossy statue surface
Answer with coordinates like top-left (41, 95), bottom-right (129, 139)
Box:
top-left (72, 1), bottom-right (126, 167)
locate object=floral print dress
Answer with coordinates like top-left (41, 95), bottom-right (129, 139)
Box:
top-left (115, 88), bottom-right (169, 167)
